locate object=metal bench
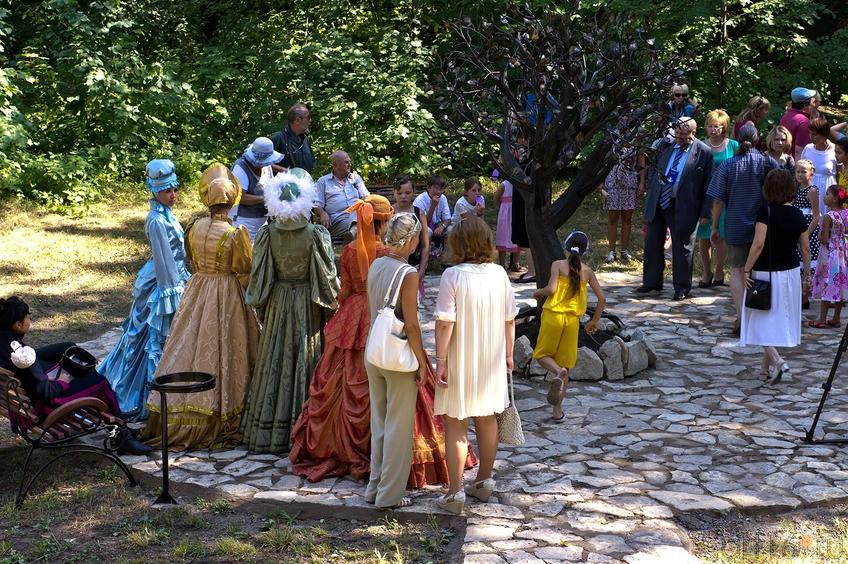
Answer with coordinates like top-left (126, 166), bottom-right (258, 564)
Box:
top-left (0, 366), bottom-right (137, 507)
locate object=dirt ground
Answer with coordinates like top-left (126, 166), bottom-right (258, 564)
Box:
top-left (686, 502), bottom-right (848, 563)
top-left (0, 433), bottom-right (462, 563)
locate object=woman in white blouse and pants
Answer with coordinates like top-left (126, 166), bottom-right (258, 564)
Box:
top-left (434, 217), bottom-right (517, 514)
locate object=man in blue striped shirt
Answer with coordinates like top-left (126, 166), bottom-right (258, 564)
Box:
top-left (707, 123), bottom-right (775, 333)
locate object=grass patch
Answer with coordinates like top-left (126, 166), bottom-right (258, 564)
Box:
top-left (0, 187), bottom-right (204, 346)
top-left (171, 537), bottom-right (206, 559)
top-left (0, 441), bottom-right (464, 562)
top-left (214, 536), bottom-right (257, 560)
top-left (195, 497), bottom-right (232, 514)
top-left (692, 504), bottom-right (848, 563)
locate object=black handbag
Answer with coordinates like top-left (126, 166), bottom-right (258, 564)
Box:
top-left (744, 206), bottom-right (772, 311)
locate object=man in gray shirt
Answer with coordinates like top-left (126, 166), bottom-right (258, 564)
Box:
top-left (314, 151), bottom-right (369, 243)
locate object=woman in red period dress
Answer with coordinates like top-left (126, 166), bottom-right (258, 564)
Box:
top-left (290, 195), bottom-right (475, 486)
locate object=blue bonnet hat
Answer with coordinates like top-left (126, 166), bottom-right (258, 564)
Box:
top-left (790, 87), bottom-right (817, 103)
top-left (145, 159), bottom-right (180, 193)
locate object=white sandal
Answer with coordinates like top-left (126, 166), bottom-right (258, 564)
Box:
top-left (465, 478), bottom-right (496, 502)
top-left (436, 491), bottom-right (465, 515)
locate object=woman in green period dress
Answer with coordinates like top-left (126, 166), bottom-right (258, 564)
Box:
top-left (240, 169), bottom-right (339, 453)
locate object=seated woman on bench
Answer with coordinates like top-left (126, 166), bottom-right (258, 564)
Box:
top-left (0, 296), bottom-right (151, 455)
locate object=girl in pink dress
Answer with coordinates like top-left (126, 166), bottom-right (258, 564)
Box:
top-left (493, 169), bottom-right (522, 271)
top-left (810, 185), bottom-right (848, 328)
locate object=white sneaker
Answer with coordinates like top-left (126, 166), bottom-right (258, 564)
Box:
top-left (605, 250), bottom-right (616, 263)
top-left (621, 250), bottom-right (632, 262)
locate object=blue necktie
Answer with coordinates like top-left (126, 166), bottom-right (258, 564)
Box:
top-left (660, 147), bottom-right (685, 210)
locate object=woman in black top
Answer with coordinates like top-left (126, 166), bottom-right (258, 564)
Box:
top-left (741, 170), bottom-right (812, 384)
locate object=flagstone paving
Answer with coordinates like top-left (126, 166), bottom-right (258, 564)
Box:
top-left (80, 272), bottom-right (848, 563)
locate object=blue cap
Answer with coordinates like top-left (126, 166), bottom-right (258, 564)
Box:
top-left (791, 87), bottom-right (817, 103)
top-left (145, 159), bottom-right (179, 193)
top-left (563, 230), bottom-right (589, 256)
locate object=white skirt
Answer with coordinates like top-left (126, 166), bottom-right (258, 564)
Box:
top-left (741, 267), bottom-right (801, 347)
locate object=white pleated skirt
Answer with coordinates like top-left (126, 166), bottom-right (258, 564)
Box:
top-left (741, 267), bottom-right (801, 347)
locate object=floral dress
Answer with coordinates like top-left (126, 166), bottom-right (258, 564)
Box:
top-left (793, 185), bottom-right (820, 269)
top-left (812, 210), bottom-right (848, 302)
top-left (603, 149), bottom-right (639, 211)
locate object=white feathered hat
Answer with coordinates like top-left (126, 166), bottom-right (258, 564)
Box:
top-left (263, 168), bottom-right (317, 221)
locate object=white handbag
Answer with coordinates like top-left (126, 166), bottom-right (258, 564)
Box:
top-left (365, 263), bottom-right (420, 372)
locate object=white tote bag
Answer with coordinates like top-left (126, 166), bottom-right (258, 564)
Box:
top-left (365, 263), bottom-right (419, 372)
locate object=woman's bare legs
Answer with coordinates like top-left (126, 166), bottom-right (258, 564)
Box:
top-left (444, 416), bottom-right (469, 495)
top-left (537, 356), bottom-right (568, 419)
top-left (472, 415), bottom-right (498, 483)
top-left (713, 239), bottom-right (727, 282)
top-left (607, 210), bottom-right (620, 254)
top-left (698, 238), bottom-right (712, 284)
top-left (620, 210), bottom-right (633, 254)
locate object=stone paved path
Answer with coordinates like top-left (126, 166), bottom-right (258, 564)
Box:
top-left (80, 272), bottom-right (848, 563)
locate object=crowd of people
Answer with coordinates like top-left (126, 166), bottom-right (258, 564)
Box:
top-left (628, 84), bottom-right (848, 381)
top-left (1, 84), bottom-right (840, 512)
top-left (0, 99), bottom-right (599, 513)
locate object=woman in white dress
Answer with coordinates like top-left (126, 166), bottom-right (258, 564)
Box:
top-left (741, 169), bottom-right (811, 384)
top-left (800, 117), bottom-right (838, 213)
top-left (433, 217), bottom-right (517, 514)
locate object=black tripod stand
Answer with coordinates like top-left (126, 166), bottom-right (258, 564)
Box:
top-left (804, 320), bottom-right (848, 444)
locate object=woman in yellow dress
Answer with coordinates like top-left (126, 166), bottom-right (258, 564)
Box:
top-left (532, 232), bottom-right (606, 421)
top-left (143, 164), bottom-right (260, 450)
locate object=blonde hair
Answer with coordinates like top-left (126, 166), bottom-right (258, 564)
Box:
top-left (384, 213), bottom-right (421, 249)
top-left (671, 83), bottom-right (689, 96)
top-left (735, 96), bottom-right (770, 126)
top-left (796, 158), bottom-right (816, 174)
top-left (704, 109), bottom-right (730, 139)
top-left (444, 216), bottom-right (497, 265)
top-left (765, 125), bottom-right (793, 153)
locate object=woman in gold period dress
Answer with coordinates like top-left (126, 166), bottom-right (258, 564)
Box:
top-left (143, 164), bottom-right (259, 450)
top-left (240, 170), bottom-right (339, 453)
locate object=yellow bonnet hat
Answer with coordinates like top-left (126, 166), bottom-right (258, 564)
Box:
top-left (199, 163), bottom-right (242, 208)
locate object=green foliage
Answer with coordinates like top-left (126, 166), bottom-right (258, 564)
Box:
top-left (1, 0), bottom-right (443, 207)
top-left (1, 0), bottom-right (846, 209)
top-left (600, 0), bottom-right (846, 117)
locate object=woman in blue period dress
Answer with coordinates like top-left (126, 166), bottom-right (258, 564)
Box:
top-left (240, 170), bottom-right (339, 453)
top-left (99, 159), bottom-right (190, 419)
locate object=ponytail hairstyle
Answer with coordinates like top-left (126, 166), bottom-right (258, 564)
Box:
top-left (827, 185), bottom-right (848, 209)
top-left (735, 122), bottom-right (759, 156)
top-left (563, 231), bottom-right (589, 298)
top-left (0, 296), bottom-right (30, 331)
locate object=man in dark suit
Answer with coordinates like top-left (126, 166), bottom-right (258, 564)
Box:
top-left (637, 117), bottom-right (714, 300)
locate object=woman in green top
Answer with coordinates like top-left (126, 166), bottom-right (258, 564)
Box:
top-left (240, 169), bottom-right (339, 454)
top-left (697, 109), bottom-right (740, 287)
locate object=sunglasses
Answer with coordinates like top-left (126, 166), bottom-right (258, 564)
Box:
top-left (674, 93), bottom-right (688, 98)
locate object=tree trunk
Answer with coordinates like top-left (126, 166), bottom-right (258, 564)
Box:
top-left (520, 179), bottom-right (565, 288)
